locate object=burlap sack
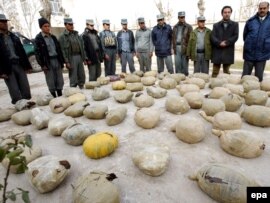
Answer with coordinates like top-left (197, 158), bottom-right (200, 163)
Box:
top-left (133, 93), bottom-right (154, 108)
top-left (72, 171), bottom-right (120, 203)
top-left (244, 90), bottom-right (268, 106)
top-left (48, 116), bottom-right (76, 136)
top-left (209, 78), bottom-right (228, 89)
top-left (159, 77), bottom-right (177, 89)
top-left (92, 87), bottom-right (110, 101)
top-left (141, 76), bottom-right (156, 86)
top-left (184, 78), bottom-right (205, 89)
top-left (226, 75), bottom-right (241, 84)
top-left (62, 123), bottom-right (96, 146)
top-left (189, 72), bottom-right (210, 82)
top-left (64, 101), bottom-right (90, 117)
top-left (241, 75), bottom-right (259, 83)
top-left (144, 70), bottom-right (158, 77)
top-left (158, 72), bottom-right (171, 80)
top-left (0, 108), bottom-right (17, 122)
top-left (261, 78), bottom-right (270, 91)
top-left (176, 84), bottom-right (200, 96)
top-left (113, 90), bottom-right (133, 103)
top-left (106, 106), bottom-right (127, 126)
top-left (223, 84), bottom-right (244, 96)
top-left (212, 129), bottom-right (265, 158)
top-left (189, 164), bottom-right (259, 203)
top-left (68, 93), bottom-right (86, 104)
top-left (97, 76), bottom-right (110, 85)
top-left (26, 155), bottom-right (71, 193)
top-left (132, 143), bottom-right (170, 176)
top-left (124, 74), bottom-right (141, 83)
top-left (49, 97), bottom-right (72, 113)
top-left (165, 95), bottom-right (190, 114)
top-left (183, 92), bottom-right (204, 109)
top-left (112, 80), bottom-right (126, 90)
top-left (200, 111), bottom-right (242, 130)
top-left (146, 86), bottom-right (167, 99)
top-left (242, 80), bottom-right (260, 93)
top-left (208, 87), bottom-right (231, 99)
top-left (30, 108), bottom-right (50, 130)
top-left (125, 83), bottom-right (144, 92)
top-left (133, 70), bottom-right (144, 77)
top-left (83, 104), bottom-right (108, 119)
top-left (35, 94), bottom-right (54, 106)
top-left (11, 110), bottom-right (32, 126)
top-left (241, 105), bottom-right (270, 127)
top-left (15, 99), bottom-right (36, 111)
top-left (166, 73), bottom-right (186, 83)
top-left (171, 116), bottom-right (206, 144)
top-left (201, 99), bottom-right (225, 116)
top-left (63, 87), bottom-right (82, 97)
top-left (134, 108), bottom-right (160, 129)
top-left (221, 93), bottom-right (243, 112)
top-left (85, 81), bottom-right (101, 89)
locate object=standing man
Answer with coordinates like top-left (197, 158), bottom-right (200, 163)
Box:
top-left (99, 19), bottom-right (117, 76)
top-left (35, 17), bottom-right (64, 97)
top-left (82, 19), bottom-right (104, 81)
top-left (152, 14), bottom-right (174, 74)
top-left (211, 6), bottom-right (239, 77)
top-left (172, 11), bottom-right (193, 75)
top-left (117, 19), bottom-right (135, 74)
top-left (59, 18), bottom-right (86, 89)
top-left (242, 2), bottom-right (270, 82)
top-left (0, 14), bottom-right (32, 104)
top-left (135, 17), bottom-right (154, 72)
top-left (187, 16), bottom-right (212, 74)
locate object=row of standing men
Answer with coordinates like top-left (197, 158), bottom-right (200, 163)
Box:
top-left (0, 2), bottom-right (269, 104)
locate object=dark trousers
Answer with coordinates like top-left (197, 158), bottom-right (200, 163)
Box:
top-left (212, 64), bottom-right (231, 77)
top-left (104, 48), bottom-right (117, 76)
top-left (242, 60), bottom-right (266, 82)
top-left (45, 58), bottom-right (64, 92)
top-left (4, 64), bottom-right (31, 104)
top-left (69, 54), bottom-right (85, 87)
top-left (88, 62), bottom-right (101, 81)
top-left (120, 52), bottom-right (135, 73)
top-left (194, 53), bottom-right (209, 74)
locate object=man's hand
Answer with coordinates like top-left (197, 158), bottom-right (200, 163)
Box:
top-left (105, 54), bottom-right (110, 61)
top-left (0, 74), bottom-right (8, 79)
top-left (220, 41), bottom-right (227, 47)
top-left (65, 63), bottom-right (71, 69)
top-left (149, 52), bottom-right (153, 58)
top-left (42, 66), bottom-right (48, 74)
top-left (26, 69), bottom-right (32, 74)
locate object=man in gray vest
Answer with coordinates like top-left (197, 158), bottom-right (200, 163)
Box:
top-left (117, 19), bottom-right (135, 73)
top-left (172, 11), bottom-right (193, 75)
top-left (59, 17), bottom-right (86, 89)
top-left (0, 14), bottom-right (32, 104)
top-left (135, 17), bottom-right (153, 72)
top-left (99, 19), bottom-right (117, 76)
top-left (82, 19), bottom-right (104, 81)
top-left (35, 17), bottom-right (65, 97)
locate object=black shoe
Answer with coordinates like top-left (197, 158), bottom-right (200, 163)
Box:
top-left (50, 91), bottom-right (57, 98)
top-left (79, 85), bottom-right (84, 89)
top-left (56, 90), bottom-right (62, 97)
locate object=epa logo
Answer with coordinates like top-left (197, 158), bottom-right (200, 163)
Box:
top-left (247, 187), bottom-right (269, 202)
top-left (251, 193), bottom-right (268, 200)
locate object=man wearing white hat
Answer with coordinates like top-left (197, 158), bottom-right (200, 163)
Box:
top-left (152, 14), bottom-right (174, 73)
top-left (135, 17), bottom-right (154, 72)
top-left (0, 13), bottom-right (32, 104)
top-left (187, 16), bottom-right (212, 74)
top-left (59, 17), bottom-right (86, 89)
top-left (99, 19), bottom-right (117, 76)
top-left (117, 19), bottom-right (135, 73)
top-left (172, 11), bottom-right (193, 76)
top-left (82, 19), bottom-right (104, 81)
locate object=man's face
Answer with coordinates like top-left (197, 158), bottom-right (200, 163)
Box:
top-left (139, 22), bottom-right (146, 29)
top-left (87, 23), bottom-right (94, 30)
top-left (41, 23), bottom-right (50, 34)
top-left (65, 23), bottom-right (74, 32)
top-left (103, 23), bottom-right (110, 31)
top-left (0, 20), bottom-right (8, 32)
top-left (122, 24), bottom-right (127, 30)
top-left (197, 20), bottom-right (205, 29)
top-left (157, 18), bottom-right (164, 26)
top-left (222, 8), bottom-right (232, 21)
top-left (258, 2), bottom-right (269, 17)
top-left (178, 16), bottom-right (185, 23)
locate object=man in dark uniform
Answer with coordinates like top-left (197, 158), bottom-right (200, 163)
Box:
top-left (0, 14), bottom-right (32, 104)
top-left (35, 17), bottom-right (65, 97)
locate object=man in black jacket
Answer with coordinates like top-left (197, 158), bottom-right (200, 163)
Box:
top-left (0, 14), bottom-right (32, 104)
top-left (117, 19), bottom-right (135, 73)
top-left (82, 19), bottom-right (104, 81)
top-left (35, 17), bottom-right (64, 97)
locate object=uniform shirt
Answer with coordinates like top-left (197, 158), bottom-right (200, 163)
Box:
top-left (42, 32), bottom-right (58, 57)
top-left (5, 33), bottom-right (19, 59)
top-left (121, 30), bottom-right (130, 52)
top-left (196, 29), bottom-right (206, 50)
top-left (135, 28), bottom-right (153, 53)
top-left (176, 24), bottom-right (183, 44)
top-left (69, 32), bottom-right (81, 54)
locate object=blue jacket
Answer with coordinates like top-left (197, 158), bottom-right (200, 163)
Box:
top-left (152, 23), bottom-right (172, 57)
top-left (243, 12), bottom-right (270, 61)
top-left (117, 29), bottom-right (135, 54)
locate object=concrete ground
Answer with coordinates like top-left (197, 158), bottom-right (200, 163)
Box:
top-left (0, 58), bottom-right (269, 203)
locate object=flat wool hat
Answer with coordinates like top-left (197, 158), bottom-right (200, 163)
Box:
top-left (138, 17), bottom-right (145, 23)
top-left (121, 19), bottom-right (128, 24)
top-left (178, 11), bottom-right (185, 17)
top-left (156, 14), bottom-right (164, 20)
top-left (38, 18), bottom-right (50, 28)
top-left (0, 14), bottom-right (9, 21)
top-left (197, 16), bottom-right (206, 21)
top-left (86, 19), bottom-right (94, 25)
top-left (102, 19), bottom-right (110, 24)
top-left (64, 18), bottom-right (73, 24)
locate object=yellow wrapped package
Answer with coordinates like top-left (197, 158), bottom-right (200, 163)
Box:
top-left (83, 132), bottom-right (118, 159)
top-left (112, 80), bottom-right (126, 90)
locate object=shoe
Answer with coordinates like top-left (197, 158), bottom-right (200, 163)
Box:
top-left (79, 85), bottom-right (84, 89)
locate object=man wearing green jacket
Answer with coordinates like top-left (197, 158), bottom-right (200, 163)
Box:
top-left (59, 18), bottom-right (86, 88)
top-left (187, 16), bottom-right (212, 74)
